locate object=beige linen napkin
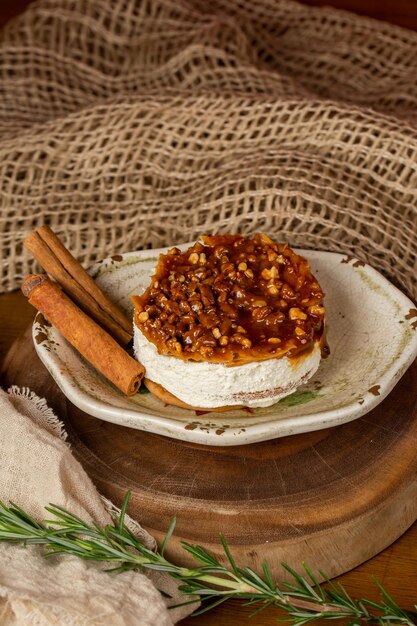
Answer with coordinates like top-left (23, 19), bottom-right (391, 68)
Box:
top-left (0, 386), bottom-right (196, 625)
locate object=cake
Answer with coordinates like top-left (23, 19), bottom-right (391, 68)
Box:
top-left (132, 234), bottom-right (328, 410)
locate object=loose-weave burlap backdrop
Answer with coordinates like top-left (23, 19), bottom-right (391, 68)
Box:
top-left (0, 0), bottom-right (416, 301)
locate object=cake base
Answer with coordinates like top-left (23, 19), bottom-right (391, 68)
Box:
top-left (144, 378), bottom-right (243, 412)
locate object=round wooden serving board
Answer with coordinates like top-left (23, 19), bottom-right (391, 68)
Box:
top-left (3, 326), bottom-right (417, 583)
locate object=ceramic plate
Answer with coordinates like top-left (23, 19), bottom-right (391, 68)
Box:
top-left (33, 245), bottom-right (417, 446)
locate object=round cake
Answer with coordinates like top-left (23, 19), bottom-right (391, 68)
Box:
top-left (132, 234), bottom-right (328, 409)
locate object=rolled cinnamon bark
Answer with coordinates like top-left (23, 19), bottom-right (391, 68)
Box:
top-left (24, 226), bottom-right (132, 346)
top-left (22, 275), bottom-right (144, 396)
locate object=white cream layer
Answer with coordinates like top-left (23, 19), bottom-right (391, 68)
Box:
top-left (134, 325), bottom-right (321, 409)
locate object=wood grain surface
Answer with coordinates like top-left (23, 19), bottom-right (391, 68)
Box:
top-left (1, 2), bottom-right (417, 624)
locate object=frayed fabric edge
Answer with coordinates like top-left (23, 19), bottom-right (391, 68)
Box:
top-left (7, 385), bottom-right (68, 442)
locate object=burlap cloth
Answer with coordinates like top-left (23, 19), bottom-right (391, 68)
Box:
top-left (1, 0), bottom-right (417, 623)
top-left (0, 0), bottom-right (416, 301)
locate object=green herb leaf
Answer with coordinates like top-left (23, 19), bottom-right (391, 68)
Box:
top-left (0, 496), bottom-right (414, 626)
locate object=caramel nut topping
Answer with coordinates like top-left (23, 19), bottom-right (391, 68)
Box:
top-left (132, 234), bottom-right (326, 364)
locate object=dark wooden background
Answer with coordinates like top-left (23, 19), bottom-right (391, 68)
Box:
top-left (2, 0), bottom-right (417, 30)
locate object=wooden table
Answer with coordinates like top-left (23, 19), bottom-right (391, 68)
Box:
top-left (1, 1), bottom-right (416, 624)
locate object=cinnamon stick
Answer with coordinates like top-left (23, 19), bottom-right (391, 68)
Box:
top-left (24, 226), bottom-right (132, 346)
top-left (22, 275), bottom-right (144, 396)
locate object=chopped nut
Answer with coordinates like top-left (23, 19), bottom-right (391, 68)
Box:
top-left (178, 275), bottom-right (185, 283)
top-left (261, 266), bottom-right (279, 280)
top-left (201, 335), bottom-right (217, 347)
top-left (220, 302), bottom-right (238, 318)
top-left (219, 335), bottom-right (229, 346)
top-left (261, 268), bottom-right (271, 280)
top-left (308, 305), bottom-right (325, 316)
top-left (259, 234), bottom-right (273, 244)
top-left (221, 262), bottom-right (235, 275)
top-left (191, 301), bottom-right (203, 313)
top-left (199, 253), bottom-right (207, 264)
top-left (295, 326), bottom-right (307, 337)
top-left (252, 306), bottom-right (271, 321)
top-left (230, 333), bottom-right (250, 347)
top-left (167, 337), bottom-right (182, 352)
top-left (138, 311), bottom-right (149, 322)
top-left (220, 318), bottom-right (232, 335)
top-left (189, 252), bottom-right (199, 264)
top-left (200, 346), bottom-right (214, 357)
top-left (267, 284), bottom-right (279, 295)
top-left (244, 268), bottom-right (254, 279)
top-left (168, 247), bottom-right (180, 255)
top-left (179, 300), bottom-right (191, 313)
top-left (166, 300), bottom-right (180, 315)
top-left (165, 324), bottom-right (176, 336)
top-left (236, 325), bottom-right (247, 334)
top-left (238, 261), bottom-right (247, 271)
top-left (268, 337), bottom-right (281, 344)
top-left (281, 285), bottom-right (295, 300)
top-left (253, 299), bottom-right (267, 307)
top-left (213, 246), bottom-right (225, 259)
top-left (200, 284), bottom-right (214, 304)
top-left (233, 288), bottom-right (248, 302)
top-left (289, 307), bottom-right (307, 320)
top-left (212, 327), bottom-right (221, 339)
top-left (265, 312), bottom-right (285, 325)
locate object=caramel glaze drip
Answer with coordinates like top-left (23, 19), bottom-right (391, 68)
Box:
top-left (132, 234), bottom-right (329, 366)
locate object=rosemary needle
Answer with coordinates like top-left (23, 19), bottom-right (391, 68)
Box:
top-left (0, 492), bottom-right (415, 625)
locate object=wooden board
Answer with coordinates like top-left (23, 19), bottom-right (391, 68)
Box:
top-left (3, 326), bottom-right (417, 583)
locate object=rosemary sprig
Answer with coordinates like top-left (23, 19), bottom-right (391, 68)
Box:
top-left (0, 492), bottom-right (415, 625)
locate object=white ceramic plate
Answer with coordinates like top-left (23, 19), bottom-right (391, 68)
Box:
top-left (33, 245), bottom-right (417, 446)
